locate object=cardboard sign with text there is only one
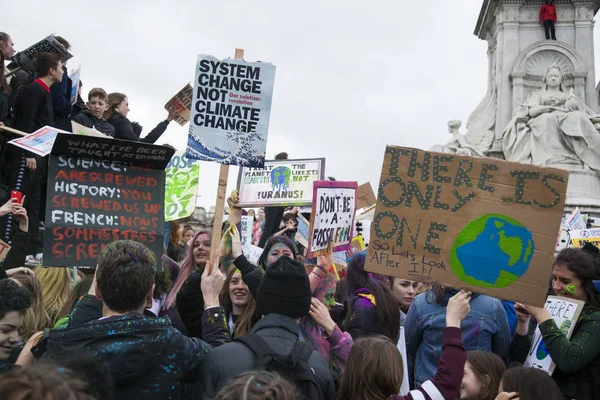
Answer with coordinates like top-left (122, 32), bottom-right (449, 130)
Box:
top-left (364, 146), bottom-right (569, 307)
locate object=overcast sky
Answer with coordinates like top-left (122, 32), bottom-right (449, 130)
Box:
top-left (5, 1), bottom-right (600, 209)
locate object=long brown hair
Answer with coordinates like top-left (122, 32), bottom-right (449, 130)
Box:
top-left (466, 350), bottom-right (506, 400)
top-left (215, 371), bottom-right (298, 400)
top-left (554, 246), bottom-right (600, 309)
top-left (104, 92), bottom-right (127, 119)
top-left (0, 48), bottom-right (9, 95)
top-left (10, 272), bottom-right (51, 339)
top-left (501, 366), bottom-right (562, 400)
top-left (219, 268), bottom-right (256, 338)
top-left (337, 335), bottom-right (403, 400)
top-left (169, 223), bottom-right (182, 251)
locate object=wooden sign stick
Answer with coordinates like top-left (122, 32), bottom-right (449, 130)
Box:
top-left (207, 48), bottom-right (245, 274)
top-left (0, 125), bottom-right (27, 137)
top-left (4, 67), bottom-right (20, 79)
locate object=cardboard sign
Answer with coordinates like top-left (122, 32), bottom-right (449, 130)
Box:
top-left (524, 295), bottom-right (584, 375)
top-left (186, 55), bottom-right (276, 168)
top-left (69, 66), bottom-right (82, 105)
top-left (0, 239), bottom-right (10, 262)
top-left (571, 237), bottom-right (600, 248)
top-left (308, 181), bottom-right (358, 256)
top-left (11, 35), bottom-right (72, 74)
top-left (365, 146), bottom-right (569, 306)
top-left (165, 84), bottom-right (193, 126)
top-left (241, 215), bottom-right (254, 248)
top-left (164, 151), bottom-right (200, 222)
top-left (357, 182), bottom-right (377, 210)
top-left (346, 235), bottom-right (366, 262)
top-left (237, 158), bottom-right (325, 207)
top-left (43, 134), bottom-right (175, 267)
top-left (71, 122), bottom-right (109, 138)
top-left (9, 126), bottom-right (70, 157)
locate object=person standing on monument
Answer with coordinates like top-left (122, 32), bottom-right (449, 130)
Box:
top-left (540, 0), bottom-right (557, 40)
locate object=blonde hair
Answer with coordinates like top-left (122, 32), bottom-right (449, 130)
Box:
top-left (10, 272), bottom-right (52, 340)
top-left (34, 267), bottom-right (72, 326)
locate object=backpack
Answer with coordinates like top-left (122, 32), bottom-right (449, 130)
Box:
top-left (235, 334), bottom-right (325, 400)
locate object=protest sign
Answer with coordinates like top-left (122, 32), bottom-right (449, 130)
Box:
top-left (11, 35), bottom-right (72, 74)
top-left (308, 181), bottom-right (358, 256)
top-left (237, 158), bottom-right (325, 207)
top-left (295, 213), bottom-right (310, 248)
top-left (43, 134), bottom-right (174, 267)
top-left (241, 215), bottom-right (254, 247)
top-left (69, 66), bottom-right (82, 105)
top-left (357, 183), bottom-right (377, 210)
top-left (186, 54), bottom-right (276, 168)
top-left (566, 207), bottom-right (586, 231)
top-left (243, 243), bottom-right (263, 264)
top-left (72, 122), bottom-right (109, 138)
top-left (365, 146), bottom-right (569, 306)
top-left (9, 126), bottom-right (70, 157)
top-left (0, 240), bottom-right (10, 262)
top-left (164, 151), bottom-right (200, 221)
top-left (346, 235), bottom-right (366, 262)
top-left (165, 84), bottom-right (193, 126)
top-left (524, 295), bottom-right (584, 374)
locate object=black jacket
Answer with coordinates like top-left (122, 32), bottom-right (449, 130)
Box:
top-left (14, 80), bottom-right (53, 134)
top-left (43, 311), bottom-right (229, 400)
top-left (107, 113), bottom-right (169, 143)
top-left (50, 66), bottom-right (72, 131)
top-left (0, 228), bottom-right (28, 280)
top-left (71, 109), bottom-right (116, 136)
top-left (197, 313), bottom-right (336, 400)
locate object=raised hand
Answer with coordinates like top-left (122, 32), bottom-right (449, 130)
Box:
top-left (446, 290), bottom-right (471, 328)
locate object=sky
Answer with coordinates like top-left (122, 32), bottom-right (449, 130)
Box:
top-left (4, 0), bottom-right (600, 210)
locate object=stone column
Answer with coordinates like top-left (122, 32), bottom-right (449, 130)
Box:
top-left (574, 3), bottom-right (597, 110)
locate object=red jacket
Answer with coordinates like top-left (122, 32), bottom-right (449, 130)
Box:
top-left (540, 4), bottom-right (557, 22)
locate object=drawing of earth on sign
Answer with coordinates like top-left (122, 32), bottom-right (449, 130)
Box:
top-left (271, 166), bottom-right (291, 192)
top-left (450, 214), bottom-right (535, 288)
top-left (536, 339), bottom-right (549, 360)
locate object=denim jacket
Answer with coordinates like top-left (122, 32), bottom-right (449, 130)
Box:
top-left (405, 288), bottom-right (510, 387)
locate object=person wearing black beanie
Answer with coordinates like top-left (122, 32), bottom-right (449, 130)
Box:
top-left (197, 256), bottom-right (336, 400)
top-left (255, 256), bottom-right (311, 319)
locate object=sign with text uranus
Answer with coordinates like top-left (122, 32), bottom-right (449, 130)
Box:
top-left (364, 146), bottom-right (569, 306)
top-left (186, 55), bottom-right (276, 168)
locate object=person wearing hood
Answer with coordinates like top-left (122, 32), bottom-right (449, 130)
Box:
top-left (40, 240), bottom-right (229, 400)
top-left (71, 87), bottom-right (115, 136)
top-left (405, 284), bottom-right (510, 388)
top-left (105, 92), bottom-right (174, 143)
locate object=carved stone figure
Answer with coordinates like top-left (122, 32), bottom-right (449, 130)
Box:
top-left (443, 120), bottom-right (488, 156)
top-left (502, 65), bottom-right (600, 172)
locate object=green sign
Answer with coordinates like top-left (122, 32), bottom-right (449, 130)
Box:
top-left (165, 151), bottom-right (200, 221)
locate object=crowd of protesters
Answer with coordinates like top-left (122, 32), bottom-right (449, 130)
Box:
top-left (0, 32), bottom-right (600, 400)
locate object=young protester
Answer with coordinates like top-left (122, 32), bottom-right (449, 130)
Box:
top-left (274, 212), bottom-right (304, 255)
top-left (257, 207), bottom-right (266, 229)
top-left (219, 267), bottom-right (256, 338)
top-left (33, 267), bottom-right (72, 326)
top-left (49, 36), bottom-right (73, 131)
top-left (337, 290), bottom-right (472, 400)
top-left (71, 88), bottom-right (115, 135)
top-left (340, 252), bottom-right (400, 341)
top-left (390, 277), bottom-right (420, 325)
top-left (540, 0), bottom-right (557, 40)
top-left (41, 240), bottom-right (229, 400)
top-left (258, 152), bottom-right (290, 247)
top-left (199, 256), bottom-right (336, 400)
top-left (52, 277), bottom-right (92, 329)
top-left (10, 271), bottom-right (51, 341)
top-left (0, 364), bottom-right (96, 399)
top-left (164, 229), bottom-right (212, 337)
top-left (0, 279), bottom-right (31, 373)
top-left (495, 366), bottom-right (562, 400)
top-left (167, 222), bottom-right (184, 262)
top-left (405, 284), bottom-right (510, 388)
top-left (0, 33), bottom-right (15, 60)
top-left (182, 224), bottom-right (195, 245)
top-left (105, 92), bottom-right (174, 143)
top-left (510, 244), bottom-right (600, 399)
top-left (215, 371), bottom-right (299, 400)
top-left (248, 209), bottom-right (262, 246)
top-left (7, 52), bottom-right (63, 260)
top-left (460, 350), bottom-right (506, 400)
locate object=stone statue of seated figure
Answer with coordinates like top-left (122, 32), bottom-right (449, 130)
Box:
top-left (443, 120), bottom-right (487, 157)
top-left (502, 65), bottom-right (600, 172)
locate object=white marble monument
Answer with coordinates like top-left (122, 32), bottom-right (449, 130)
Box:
top-left (447, 0), bottom-right (600, 219)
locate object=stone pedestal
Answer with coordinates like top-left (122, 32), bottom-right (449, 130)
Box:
top-left (564, 169), bottom-right (600, 215)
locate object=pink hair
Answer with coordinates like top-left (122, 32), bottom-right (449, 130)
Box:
top-left (164, 229), bottom-right (211, 310)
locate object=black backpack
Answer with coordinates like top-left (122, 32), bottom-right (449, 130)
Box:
top-left (235, 334), bottom-right (324, 400)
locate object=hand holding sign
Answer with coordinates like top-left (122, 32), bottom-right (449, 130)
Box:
top-left (201, 255), bottom-right (225, 307)
top-left (230, 225), bottom-right (243, 259)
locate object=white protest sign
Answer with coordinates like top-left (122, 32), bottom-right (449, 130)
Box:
top-left (243, 244), bottom-right (263, 264)
top-left (295, 214), bottom-right (310, 248)
top-left (241, 215), bottom-right (254, 248)
top-left (566, 207), bottom-right (586, 231)
top-left (524, 295), bottom-right (584, 375)
top-left (186, 55), bottom-right (276, 168)
top-left (237, 158), bottom-right (325, 207)
top-left (69, 66), bottom-right (82, 105)
top-left (308, 181), bottom-right (358, 256)
top-left (9, 126), bottom-right (70, 157)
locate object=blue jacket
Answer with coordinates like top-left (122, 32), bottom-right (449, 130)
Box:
top-left (405, 288), bottom-right (510, 387)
